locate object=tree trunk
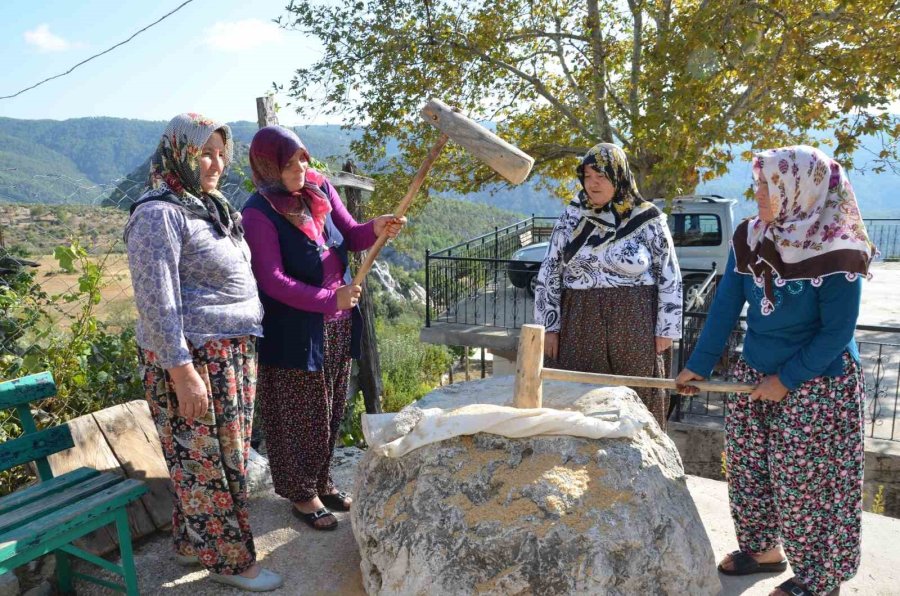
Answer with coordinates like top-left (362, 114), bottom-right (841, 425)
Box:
top-left (343, 160), bottom-right (384, 414)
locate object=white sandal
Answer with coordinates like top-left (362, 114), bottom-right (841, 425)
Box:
top-left (209, 568), bottom-right (284, 592)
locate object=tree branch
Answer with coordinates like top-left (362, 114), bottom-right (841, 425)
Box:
top-left (452, 39), bottom-right (595, 140)
top-left (500, 30), bottom-right (590, 43)
top-left (627, 0), bottom-right (644, 117)
top-left (587, 0), bottom-right (614, 141)
top-left (553, 15), bottom-right (591, 107)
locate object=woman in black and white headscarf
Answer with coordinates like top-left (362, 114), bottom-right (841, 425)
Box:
top-left (534, 143), bottom-right (682, 429)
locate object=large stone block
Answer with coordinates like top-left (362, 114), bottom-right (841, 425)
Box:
top-left (352, 377), bottom-right (720, 595)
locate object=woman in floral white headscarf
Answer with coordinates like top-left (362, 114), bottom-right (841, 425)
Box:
top-left (125, 114), bottom-right (281, 592)
top-left (534, 143), bottom-right (682, 429)
top-left (676, 145), bottom-right (876, 596)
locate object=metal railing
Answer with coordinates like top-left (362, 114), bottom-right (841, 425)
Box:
top-left (864, 219), bottom-right (900, 260)
top-left (425, 216), bottom-right (555, 328)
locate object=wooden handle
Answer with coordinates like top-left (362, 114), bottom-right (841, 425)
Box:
top-left (540, 368), bottom-right (757, 394)
top-left (351, 134), bottom-right (449, 287)
top-left (513, 324), bottom-right (544, 408)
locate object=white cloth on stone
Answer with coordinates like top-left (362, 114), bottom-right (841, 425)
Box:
top-left (363, 404), bottom-right (645, 458)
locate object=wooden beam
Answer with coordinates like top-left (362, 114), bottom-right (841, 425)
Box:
top-left (256, 96), bottom-right (278, 129)
top-left (343, 160), bottom-right (383, 414)
top-left (330, 171), bottom-right (376, 192)
top-left (513, 324), bottom-right (544, 408)
top-left (92, 401), bottom-right (173, 530)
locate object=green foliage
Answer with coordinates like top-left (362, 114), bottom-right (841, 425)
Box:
top-left (0, 242), bottom-right (141, 494)
top-left (388, 196), bottom-right (526, 269)
top-left (340, 311), bottom-right (453, 448)
top-left (280, 0), bottom-right (900, 199)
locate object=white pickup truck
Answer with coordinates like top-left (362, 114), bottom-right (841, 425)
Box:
top-left (507, 195), bottom-right (738, 298)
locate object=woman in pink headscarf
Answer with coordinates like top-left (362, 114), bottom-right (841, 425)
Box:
top-left (241, 126), bottom-right (404, 531)
top-left (676, 146), bottom-right (876, 596)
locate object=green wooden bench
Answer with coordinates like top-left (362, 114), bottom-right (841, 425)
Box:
top-left (0, 372), bottom-right (147, 594)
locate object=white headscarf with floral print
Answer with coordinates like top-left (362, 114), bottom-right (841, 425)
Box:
top-left (733, 145), bottom-right (876, 313)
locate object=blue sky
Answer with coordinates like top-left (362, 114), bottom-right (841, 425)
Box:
top-left (0, 0), bottom-right (328, 124)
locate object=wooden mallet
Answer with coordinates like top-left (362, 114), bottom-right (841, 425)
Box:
top-left (513, 324), bottom-right (756, 408)
top-left (351, 98), bottom-right (535, 286)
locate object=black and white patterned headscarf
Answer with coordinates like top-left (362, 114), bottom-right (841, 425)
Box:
top-left (563, 143), bottom-right (661, 263)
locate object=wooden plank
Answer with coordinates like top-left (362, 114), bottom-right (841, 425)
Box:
top-left (0, 372), bottom-right (55, 409)
top-left (0, 425), bottom-right (73, 473)
top-left (0, 467), bottom-right (99, 515)
top-left (513, 324), bottom-right (544, 408)
top-left (93, 401), bottom-right (172, 530)
top-left (343, 160), bottom-right (383, 414)
top-left (330, 171), bottom-right (376, 192)
top-left (0, 479), bottom-right (146, 561)
top-left (0, 473), bottom-right (122, 534)
top-left (47, 412), bottom-right (152, 554)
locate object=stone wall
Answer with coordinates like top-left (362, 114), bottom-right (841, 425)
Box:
top-left (668, 421), bottom-right (900, 518)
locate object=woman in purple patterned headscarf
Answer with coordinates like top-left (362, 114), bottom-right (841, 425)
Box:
top-left (242, 126), bottom-right (404, 531)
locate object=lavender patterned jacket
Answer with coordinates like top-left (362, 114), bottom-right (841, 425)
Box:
top-left (125, 202), bottom-right (263, 368)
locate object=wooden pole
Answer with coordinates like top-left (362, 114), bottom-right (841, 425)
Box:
top-left (343, 160), bottom-right (383, 414)
top-left (540, 368), bottom-right (757, 393)
top-left (351, 134), bottom-right (449, 286)
top-left (513, 324), bottom-right (544, 408)
top-left (256, 96), bottom-right (279, 128)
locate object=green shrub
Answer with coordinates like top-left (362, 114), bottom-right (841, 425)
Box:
top-left (0, 241), bottom-right (141, 495)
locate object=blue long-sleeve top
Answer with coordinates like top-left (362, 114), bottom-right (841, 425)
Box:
top-left (685, 249), bottom-right (862, 390)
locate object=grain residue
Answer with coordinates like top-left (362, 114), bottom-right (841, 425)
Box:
top-left (383, 482), bottom-right (414, 521)
top-left (542, 466), bottom-right (590, 499)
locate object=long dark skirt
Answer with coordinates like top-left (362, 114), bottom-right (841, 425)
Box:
top-left (140, 336), bottom-right (257, 575)
top-left (725, 353), bottom-right (865, 595)
top-left (548, 285), bottom-right (669, 429)
top-left (257, 318), bottom-right (352, 502)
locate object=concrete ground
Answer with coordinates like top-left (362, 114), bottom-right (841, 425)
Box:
top-left (78, 450), bottom-right (900, 596)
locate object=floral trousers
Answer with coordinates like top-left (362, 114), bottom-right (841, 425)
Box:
top-left (257, 318), bottom-right (353, 503)
top-left (726, 353), bottom-right (865, 595)
top-left (139, 336), bottom-right (257, 576)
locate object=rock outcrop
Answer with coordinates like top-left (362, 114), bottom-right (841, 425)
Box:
top-left (351, 377), bottom-right (720, 595)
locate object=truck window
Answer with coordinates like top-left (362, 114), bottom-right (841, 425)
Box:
top-left (669, 214), bottom-right (722, 247)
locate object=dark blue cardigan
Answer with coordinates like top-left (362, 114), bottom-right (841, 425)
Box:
top-left (242, 192), bottom-right (362, 371)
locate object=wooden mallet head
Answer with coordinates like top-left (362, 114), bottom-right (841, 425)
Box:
top-left (420, 99), bottom-right (535, 184)
top-left (351, 99), bottom-right (535, 287)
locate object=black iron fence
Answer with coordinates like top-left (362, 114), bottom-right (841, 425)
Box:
top-left (865, 219), bottom-right (900, 260)
top-left (425, 216), bottom-right (555, 328)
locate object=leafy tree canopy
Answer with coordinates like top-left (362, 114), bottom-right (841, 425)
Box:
top-left (279, 0), bottom-right (900, 203)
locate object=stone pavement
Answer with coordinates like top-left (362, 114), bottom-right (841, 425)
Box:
top-left (73, 447), bottom-right (900, 596)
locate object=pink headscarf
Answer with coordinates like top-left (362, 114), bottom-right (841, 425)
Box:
top-left (249, 126), bottom-right (332, 241)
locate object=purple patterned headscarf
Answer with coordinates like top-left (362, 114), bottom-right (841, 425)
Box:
top-left (249, 126), bottom-right (331, 241)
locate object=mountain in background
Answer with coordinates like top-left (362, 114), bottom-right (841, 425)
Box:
top-left (1, 116), bottom-right (898, 218)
